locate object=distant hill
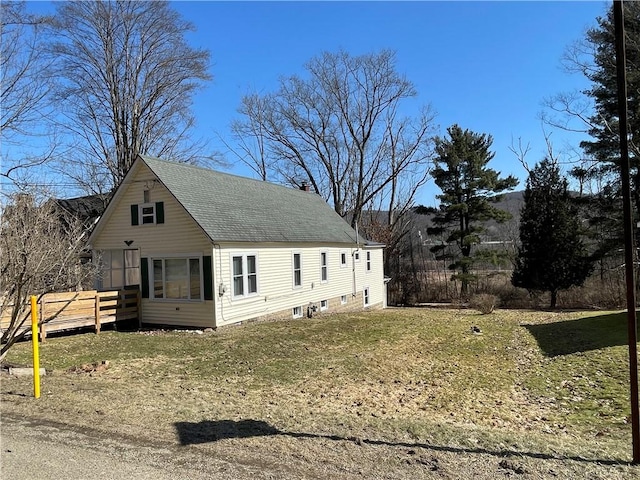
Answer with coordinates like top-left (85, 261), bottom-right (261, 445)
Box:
top-left (409, 191), bottom-right (524, 245)
top-left (352, 191), bottom-right (526, 247)
top-left (492, 190), bottom-right (524, 216)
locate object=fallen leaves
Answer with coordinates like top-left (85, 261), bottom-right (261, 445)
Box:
top-left (66, 360), bottom-right (110, 374)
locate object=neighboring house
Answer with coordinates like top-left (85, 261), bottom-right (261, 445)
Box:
top-left (88, 155), bottom-right (386, 328)
top-left (54, 193), bottom-right (111, 262)
top-left (55, 193), bottom-right (110, 230)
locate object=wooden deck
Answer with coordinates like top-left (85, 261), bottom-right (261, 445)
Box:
top-left (0, 287), bottom-right (140, 341)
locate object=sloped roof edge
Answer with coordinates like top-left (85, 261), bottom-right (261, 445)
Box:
top-left (138, 155), bottom-right (369, 245)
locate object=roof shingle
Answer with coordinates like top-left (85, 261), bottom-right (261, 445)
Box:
top-left (140, 156), bottom-right (362, 244)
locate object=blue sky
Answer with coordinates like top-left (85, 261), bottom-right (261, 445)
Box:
top-left (25, 1), bottom-right (609, 205)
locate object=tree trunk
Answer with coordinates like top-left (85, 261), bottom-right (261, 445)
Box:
top-left (461, 276), bottom-right (469, 298)
top-left (550, 290), bottom-right (558, 309)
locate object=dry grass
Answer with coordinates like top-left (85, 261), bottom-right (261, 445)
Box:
top-left (1, 308), bottom-right (639, 478)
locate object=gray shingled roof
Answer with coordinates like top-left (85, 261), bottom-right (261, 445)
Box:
top-left (140, 156), bottom-right (364, 244)
top-left (56, 193), bottom-right (110, 226)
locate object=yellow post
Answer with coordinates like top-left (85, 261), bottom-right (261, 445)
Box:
top-left (31, 295), bottom-right (40, 399)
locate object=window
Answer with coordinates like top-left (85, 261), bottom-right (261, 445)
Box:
top-left (366, 251), bottom-right (372, 272)
top-left (292, 306), bottom-right (303, 318)
top-left (340, 251), bottom-right (347, 268)
top-left (320, 299), bottom-right (328, 311)
top-left (320, 251), bottom-right (328, 283)
top-left (354, 250), bottom-right (360, 262)
top-left (140, 203), bottom-right (156, 224)
top-left (98, 249), bottom-right (140, 289)
top-left (109, 250), bottom-right (123, 288)
top-left (151, 257), bottom-right (201, 300)
top-left (232, 256), bottom-right (243, 296)
top-left (232, 254), bottom-right (258, 298)
top-left (341, 295), bottom-right (347, 305)
top-left (124, 249), bottom-right (140, 285)
top-left (131, 202), bottom-right (164, 225)
top-left (293, 253), bottom-right (302, 288)
top-left (364, 287), bottom-right (370, 306)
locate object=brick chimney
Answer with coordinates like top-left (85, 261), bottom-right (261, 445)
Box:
top-left (300, 181), bottom-right (310, 192)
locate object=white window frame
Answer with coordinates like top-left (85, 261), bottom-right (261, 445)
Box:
top-left (320, 251), bottom-right (328, 283)
top-left (292, 306), bottom-right (303, 318)
top-left (292, 252), bottom-right (302, 289)
top-left (139, 202), bottom-right (156, 225)
top-left (353, 250), bottom-right (361, 262)
top-left (363, 286), bottom-right (370, 307)
top-left (150, 254), bottom-right (203, 301)
top-left (366, 251), bottom-right (372, 272)
top-left (341, 295), bottom-right (347, 305)
top-left (340, 250), bottom-right (348, 268)
top-left (231, 253), bottom-right (259, 299)
top-left (320, 299), bottom-right (328, 311)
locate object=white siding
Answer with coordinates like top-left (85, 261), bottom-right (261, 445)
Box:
top-left (91, 162), bottom-right (215, 328)
top-left (91, 162), bottom-right (385, 329)
top-left (359, 246), bottom-right (385, 308)
top-left (91, 164), bottom-right (211, 253)
top-left (142, 299), bottom-right (213, 328)
top-left (213, 243), bottom-right (385, 327)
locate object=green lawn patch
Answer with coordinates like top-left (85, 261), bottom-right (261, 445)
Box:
top-left (2, 307), bottom-right (638, 474)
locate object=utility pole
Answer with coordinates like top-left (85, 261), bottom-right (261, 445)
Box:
top-left (613, 0), bottom-right (640, 465)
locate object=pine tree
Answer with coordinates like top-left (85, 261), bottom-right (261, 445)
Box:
top-left (512, 159), bottom-right (593, 309)
top-left (581, 3), bottom-right (640, 179)
top-left (429, 124), bottom-right (518, 297)
top-left (573, 2), bottom-right (640, 264)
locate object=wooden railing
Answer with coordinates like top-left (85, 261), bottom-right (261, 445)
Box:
top-left (0, 287), bottom-right (140, 341)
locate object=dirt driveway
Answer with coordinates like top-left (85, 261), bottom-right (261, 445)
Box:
top-left (4, 412), bottom-right (638, 480)
top-left (0, 414), bottom-right (282, 480)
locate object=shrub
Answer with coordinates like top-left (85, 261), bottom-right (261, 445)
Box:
top-left (469, 293), bottom-right (498, 314)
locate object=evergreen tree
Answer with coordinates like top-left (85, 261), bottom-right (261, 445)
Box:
top-left (512, 159), bottom-right (593, 309)
top-left (572, 3), bottom-right (640, 264)
top-left (428, 124), bottom-right (518, 296)
top-left (581, 3), bottom-right (640, 185)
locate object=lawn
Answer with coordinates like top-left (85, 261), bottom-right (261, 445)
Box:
top-left (1, 308), bottom-right (639, 479)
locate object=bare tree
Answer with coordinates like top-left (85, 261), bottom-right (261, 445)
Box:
top-left (0, 192), bottom-right (97, 362)
top-left (360, 116), bottom-right (433, 271)
top-left (1, 1), bottom-right (56, 188)
top-left (49, 0), bottom-right (212, 193)
top-left (233, 50), bottom-right (435, 229)
top-left (227, 94), bottom-right (274, 181)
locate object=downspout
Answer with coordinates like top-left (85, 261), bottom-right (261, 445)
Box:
top-left (352, 222), bottom-right (361, 298)
top-left (352, 251), bottom-right (357, 298)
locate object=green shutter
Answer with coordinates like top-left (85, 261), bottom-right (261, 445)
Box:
top-left (141, 257), bottom-right (149, 298)
top-left (203, 255), bottom-right (213, 301)
top-left (131, 204), bottom-right (139, 226)
top-left (155, 202), bottom-right (164, 224)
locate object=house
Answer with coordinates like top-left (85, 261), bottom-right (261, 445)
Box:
top-left (88, 155), bottom-right (386, 328)
top-left (53, 193), bottom-right (111, 264)
top-left (55, 193), bottom-right (110, 230)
